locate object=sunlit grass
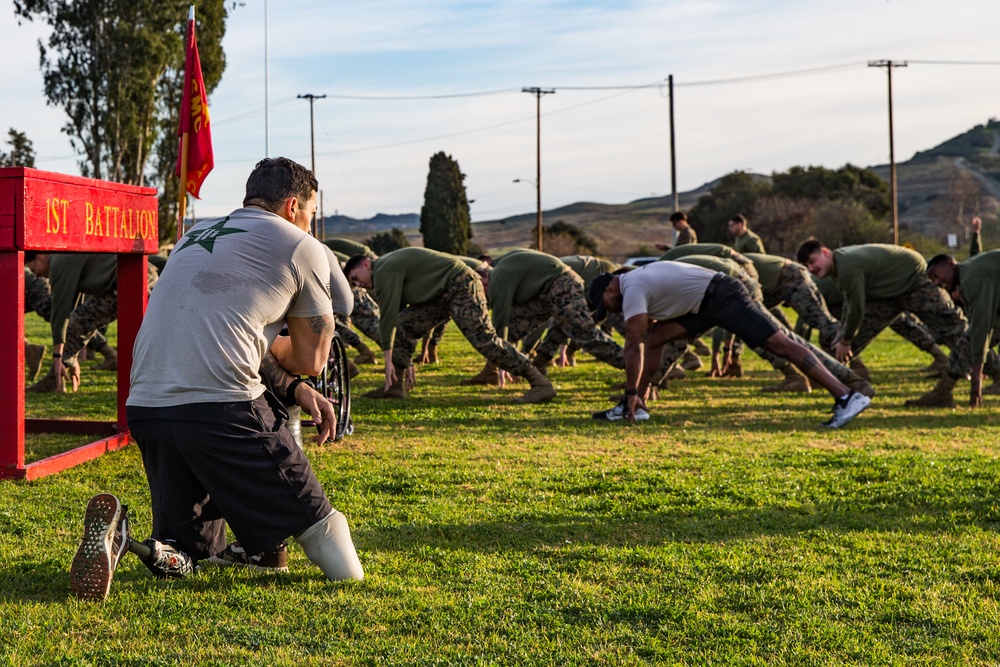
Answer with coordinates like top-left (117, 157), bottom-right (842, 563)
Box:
top-left (5, 314), bottom-right (1000, 665)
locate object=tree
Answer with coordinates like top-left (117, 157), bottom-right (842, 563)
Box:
top-left (536, 220), bottom-right (599, 257)
top-left (14, 0), bottom-right (232, 243)
top-left (688, 171), bottom-right (772, 243)
top-left (750, 197), bottom-right (814, 256)
top-left (367, 229), bottom-right (410, 256)
top-left (420, 152), bottom-right (472, 255)
top-left (0, 129), bottom-right (36, 167)
top-left (772, 164), bottom-right (889, 219)
top-left (932, 170), bottom-right (988, 246)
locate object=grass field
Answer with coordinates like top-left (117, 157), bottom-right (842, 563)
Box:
top-left (3, 313), bottom-right (1000, 666)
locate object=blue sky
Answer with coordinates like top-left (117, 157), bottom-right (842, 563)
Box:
top-left (3, 0), bottom-right (1000, 223)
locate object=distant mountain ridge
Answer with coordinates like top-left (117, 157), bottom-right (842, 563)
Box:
top-left (322, 120), bottom-right (1000, 257)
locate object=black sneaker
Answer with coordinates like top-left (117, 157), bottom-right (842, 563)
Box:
top-left (70, 493), bottom-right (130, 601)
top-left (135, 538), bottom-right (196, 579)
top-left (207, 542), bottom-right (289, 572)
top-left (822, 391), bottom-right (871, 428)
top-left (592, 399), bottom-right (650, 422)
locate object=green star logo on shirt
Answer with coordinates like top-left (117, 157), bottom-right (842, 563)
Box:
top-left (175, 217), bottom-right (248, 254)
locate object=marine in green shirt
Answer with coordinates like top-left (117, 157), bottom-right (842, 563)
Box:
top-left (728, 214), bottom-right (765, 254)
top-left (345, 247), bottom-right (554, 403)
top-left (484, 250), bottom-right (623, 373)
top-left (796, 239), bottom-right (967, 373)
top-left (921, 251), bottom-right (1000, 407)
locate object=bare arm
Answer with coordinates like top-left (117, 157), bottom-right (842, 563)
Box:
top-left (281, 314), bottom-right (335, 376)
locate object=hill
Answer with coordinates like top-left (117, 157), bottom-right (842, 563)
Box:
top-left (322, 121), bottom-right (1000, 261)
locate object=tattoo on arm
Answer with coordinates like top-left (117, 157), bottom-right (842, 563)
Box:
top-left (308, 315), bottom-right (335, 335)
top-left (260, 351), bottom-right (296, 397)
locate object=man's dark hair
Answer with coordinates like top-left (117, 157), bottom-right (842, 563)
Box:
top-left (343, 254), bottom-right (369, 279)
top-left (669, 211), bottom-right (687, 223)
top-left (795, 237), bottom-right (826, 265)
top-left (242, 157), bottom-right (318, 212)
top-left (729, 213), bottom-right (748, 226)
top-left (23, 251), bottom-right (38, 263)
top-left (927, 254), bottom-right (955, 271)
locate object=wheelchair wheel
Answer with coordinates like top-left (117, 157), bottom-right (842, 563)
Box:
top-left (313, 331), bottom-right (352, 440)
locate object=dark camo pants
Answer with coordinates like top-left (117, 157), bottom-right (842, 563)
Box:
top-left (944, 319), bottom-right (1000, 379)
top-left (798, 304), bottom-right (938, 353)
top-left (63, 264), bottom-right (158, 362)
top-left (348, 288), bottom-right (382, 349)
top-left (392, 272), bottom-right (533, 375)
top-left (25, 268), bottom-right (52, 320)
top-left (764, 262), bottom-right (839, 350)
top-left (848, 276), bottom-right (967, 354)
top-left (501, 271), bottom-right (624, 369)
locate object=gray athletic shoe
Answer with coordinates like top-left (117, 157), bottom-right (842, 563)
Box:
top-left (592, 399), bottom-right (650, 422)
top-left (70, 493), bottom-right (130, 602)
top-left (822, 391), bottom-right (871, 428)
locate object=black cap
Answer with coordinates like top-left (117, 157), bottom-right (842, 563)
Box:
top-left (589, 272), bottom-right (614, 321)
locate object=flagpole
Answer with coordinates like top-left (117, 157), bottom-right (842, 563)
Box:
top-left (177, 132), bottom-right (189, 240)
top-left (177, 5), bottom-right (196, 242)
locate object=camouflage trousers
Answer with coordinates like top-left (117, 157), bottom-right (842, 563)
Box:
top-left (63, 264), bottom-right (158, 362)
top-left (798, 304), bottom-right (938, 354)
top-left (848, 275), bottom-right (967, 354)
top-left (347, 288), bottom-right (383, 349)
top-left (392, 271), bottom-right (533, 375)
top-left (24, 267), bottom-right (52, 320)
top-left (503, 271), bottom-right (624, 369)
top-left (764, 262), bottom-right (839, 349)
top-left (944, 319), bottom-right (1000, 380)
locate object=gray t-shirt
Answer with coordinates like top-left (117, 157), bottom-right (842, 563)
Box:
top-left (322, 245), bottom-right (354, 317)
top-left (128, 207), bottom-right (333, 407)
top-left (620, 260), bottom-right (716, 321)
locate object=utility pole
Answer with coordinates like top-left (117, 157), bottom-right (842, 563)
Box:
top-left (297, 93), bottom-right (326, 236)
top-left (668, 74), bottom-right (678, 246)
top-left (868, 60), bottom-right (907, 245)
top-left (264, 0), bottom-right (270, 156)
top-left (523, 87), bottom-right (554, 251)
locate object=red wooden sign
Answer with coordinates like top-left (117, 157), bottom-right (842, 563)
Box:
top-left (0, 167), bottom-right (158, 480)
top-left (0, 167), bottom-right (158, 253)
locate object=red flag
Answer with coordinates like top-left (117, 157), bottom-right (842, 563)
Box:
top-left (176, 9), bottom-right (214, 199)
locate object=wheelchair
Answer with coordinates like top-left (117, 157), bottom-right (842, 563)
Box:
top-left (286, 331), bottom-right (353, 445)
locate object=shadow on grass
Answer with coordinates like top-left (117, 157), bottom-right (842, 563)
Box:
top-left (353, 493), bottom-right (1000, 557)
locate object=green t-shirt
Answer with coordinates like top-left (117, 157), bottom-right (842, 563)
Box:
top-left (832, 244), bottom-right (925, 341)
top-left (323, 238), bottom-right (377, 260)
top-left (958, 250), bottom-right (1000, 365)
top-left (732, 229), bottom-right (765, 254)
top-left (48, 253), bottom-right (118, 346)
top-left (745, 253), bottom-right (787, 296)
top-left (488, 250), bottom-right (567, 340)
top-left (371, 248), bottom-right (469, 350)
top-left (560, 255), bottom-right (619, 289)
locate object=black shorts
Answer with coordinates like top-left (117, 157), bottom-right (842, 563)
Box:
top-left (674, 273), bottom-right (780, 349)
top-left (128, 391), bottom-right (333, 559)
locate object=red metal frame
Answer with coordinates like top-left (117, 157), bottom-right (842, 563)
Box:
top-left (0, 167), bottom-right (158, 480)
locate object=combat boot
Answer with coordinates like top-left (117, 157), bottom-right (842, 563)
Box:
top-left (513, 366), bottom-right (556, 404)
top-left (362, 365), bottom-right (407, 399)
top-left (27, 365), bottom-right (60, 393)
top-left (426, 340), bottom-right (439, 364)
top-left (845, 376), bottom-right (876, 398)
top-left (680, 350), bottom-right (703, 371)
top-left (692, 338), bottom-right (711, 356)
top-left (354, 341), bottom-right (377, 365)
top-left (347, 359), bottom-right (361, 379)
top-left (24, 342), bottom-right (47, 381)
top-left (762, 365), bottom-right (812, 393)
top-left (93, 343), bottom-right (118, 371)
top-left (847, 356), bottom-right (871, 381)
top-left (532, 353), bottom-right (553, 376)
top-left (667, 365), bottom-right (686, 380)
top-left (904, 374), bottom-right (957, 408)
top-left (460, 362), bottom-right (499, 385)
top-left (921, 345), bottom-right (949, 377)
top-left (722, 348), bottom-right (743, 378)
